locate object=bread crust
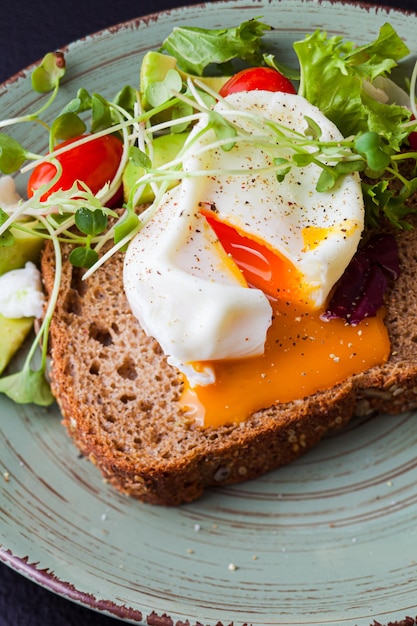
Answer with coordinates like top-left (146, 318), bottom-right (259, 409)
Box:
top-left (41, 213), bottom-right (417, 505)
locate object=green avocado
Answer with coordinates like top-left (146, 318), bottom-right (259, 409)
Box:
top-left (0, 223), bottom-right (44, 276)
top-left (123, 131), bottom-right (189, 204)
top-left (131, 52), bottom-right (229, 206)
top-left (0, 315), bottom-right (34, 374)
top-left (0, 224), bottom-right (44, 374)
top-left (139, 50), bottom-right (229, 112)
top-left (140, 51), bottom-right (178, 111)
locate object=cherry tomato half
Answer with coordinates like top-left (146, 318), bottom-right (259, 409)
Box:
top-left (27, 134), bottom-right (123, 205)
top-left (219, 67), bottom-right (296, 98)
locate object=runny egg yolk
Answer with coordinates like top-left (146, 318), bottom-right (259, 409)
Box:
top-left (181, 215), bottom-right (391, 428)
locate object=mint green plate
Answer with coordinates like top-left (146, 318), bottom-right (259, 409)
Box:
top-left (1, 2), bottom-right (417, 624)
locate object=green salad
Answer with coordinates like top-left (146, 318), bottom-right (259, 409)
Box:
top-left (0, 18), bottom-right (416, 406)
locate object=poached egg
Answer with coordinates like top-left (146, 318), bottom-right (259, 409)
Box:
top-left (124, 90), bottom-right (390, 427)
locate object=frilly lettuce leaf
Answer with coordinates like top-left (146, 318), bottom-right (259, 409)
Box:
top-left (294, 23), bottom-right (411, 149)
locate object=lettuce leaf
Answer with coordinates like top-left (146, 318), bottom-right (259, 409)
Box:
top-left (159, 18), bottom-right (272, 76)
top-left (293, 23), bottom-right (411, 149)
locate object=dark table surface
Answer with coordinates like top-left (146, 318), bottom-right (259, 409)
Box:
top-left (1, 0), bottom-right (416, 624)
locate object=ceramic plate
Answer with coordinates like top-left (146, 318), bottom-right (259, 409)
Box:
top-left (1, 1), bottom-right (417, 624)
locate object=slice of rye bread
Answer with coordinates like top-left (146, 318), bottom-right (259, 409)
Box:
top-left (41, 209), bottom-right (417, 506)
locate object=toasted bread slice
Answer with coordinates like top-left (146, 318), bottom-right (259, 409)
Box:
top-left (41, 211), bottom-right (417, 505)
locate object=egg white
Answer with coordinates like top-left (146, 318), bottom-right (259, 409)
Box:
top-left (123, 176), bottom-right (272, 363)
top-left (123, 90), bottom-right (364, 371)
top-left (184, 90), bottom-right (364, 307)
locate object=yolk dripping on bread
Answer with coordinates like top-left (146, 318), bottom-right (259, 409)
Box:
top-left (181, 216), bottom-right (390, 428)
top-left (123, 90), bottom-right (389, 429)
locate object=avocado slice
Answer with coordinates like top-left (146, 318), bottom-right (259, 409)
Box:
top-left (139, 50), bottom-right (229, 112)
top-left (140, 51), bottom-right (179, 111)
top-left (0, 223), bottom-right (44, 276)
top-left (0, 315), bottom-right (34, 374)
top-left (131, 52), bottom-right (229, 206)
top-left (0, 225), bottom-right (44, 375)
top-left (123, 131), bottom-right (189, 204)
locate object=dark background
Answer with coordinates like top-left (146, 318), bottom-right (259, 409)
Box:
top-left (0, 0), bottom-right (416, 624)
top-left (1, 0), bottom-right (416, 84)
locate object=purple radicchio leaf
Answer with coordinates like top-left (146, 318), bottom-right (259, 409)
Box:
top-left (323, 233), bottom-right (400, 325)
top-left (364, 233), bottom-right (400, 280)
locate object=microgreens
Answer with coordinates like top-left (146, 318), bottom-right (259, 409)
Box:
top-left (1, 21), bottom-right (417, 407)
top-left (0, 134), bottom-right (40, 174)
top-left (69, 207), bottom-right (109, 268)
top-left (0, 214), bottom-right (61, 406)
top-left (295, 24), bottom-right (412, 148)
top-left (32, 52), bottom-right (66, 94)
top-left (0, 207), bottom-right (15, 246)
top-left (0, 52), bottom-right (66, 138)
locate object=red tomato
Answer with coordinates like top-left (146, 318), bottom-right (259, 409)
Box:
top-left (27, 134), bottom-right (123, 205)
top-left (219, 67), bottom-right (296, 98)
